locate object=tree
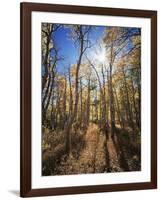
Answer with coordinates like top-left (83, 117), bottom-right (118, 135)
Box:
top-left (103, 27), bottom-right (141, 137)
top-left (65, 25), bottom-right (93, 155)
top-left (41, 23), bottom-right (62, 125)
top-left (41, 23), bottom-right (60, 90)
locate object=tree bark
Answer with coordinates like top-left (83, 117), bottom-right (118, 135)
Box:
top-left (65, 26), bottom-right (84, 155)
top-left (86, 78), bottom-right (91, 126)
top-left (113, 85), bottom-right (123, 128)
top-left (109, 63), bottom-right (116, 138)
top-left (122, 69), bottom-right (134, 130)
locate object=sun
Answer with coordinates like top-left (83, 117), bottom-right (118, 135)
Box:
top-left (97, 48), bottom-right (106, 63)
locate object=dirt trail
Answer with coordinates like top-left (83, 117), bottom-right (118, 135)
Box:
top-left (57, 123), bottom-right (125, 174)
top-left (77, 123), bottom-right (99, 173)
top-left (106, 135), bottom-right (123, 172)
top-left (43, 123), bottom-right (141, 176)
top-left (95, 133), bottom-right (108, 173)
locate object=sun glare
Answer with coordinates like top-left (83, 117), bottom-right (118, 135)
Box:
top-left (97, 48), bottom-right (106, 63)
top-left (98, 53), bottom-right (106, 63)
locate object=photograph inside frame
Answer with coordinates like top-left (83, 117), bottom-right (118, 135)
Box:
top-left (41, 23), bottom-right (141, 176)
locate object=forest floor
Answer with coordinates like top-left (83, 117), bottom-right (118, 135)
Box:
top-left (42, 123), bottom-right (141, 176)
top-left (57, 123), bottom-right (107, 174)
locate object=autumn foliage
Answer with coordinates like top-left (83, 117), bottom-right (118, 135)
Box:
top-left (42, 24), bottom-right (141, 176)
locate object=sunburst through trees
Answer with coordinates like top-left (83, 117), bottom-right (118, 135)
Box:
top-left (42, 23), bottom-right (141, 176)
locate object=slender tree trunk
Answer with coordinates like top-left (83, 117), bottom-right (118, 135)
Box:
top-left (68, 69), bottom-right (73, 117)
top-left (122, 69), bottom-right (134, 130)
top-left (42, 24), bottom-right (54, 90)
top-left (109, 63), bottom-right (116, 138)
top-left (89, 61), bottom-right (106, 130)
top-left (101, 66), bottom-right (107, 124)
top-left (119, 87), bottom-right (126, 128)
top-left (86, 79), bottom-right (91, 126)
top-left (113, 85), bottom-right (123, 128)
top-left (80, 78), bottom-right (83, 126)
top-left (62, 77), bottom-right (67, 129)
top-left (55, 85), bottom-right (60, 129)
top-left (42, 74), bottom-right (51, 110)
top-left (65, 26), bottom-right (84, 155)
top-left (50, 82), bottom-right (55, 130)
top-left (137, 66), bottom-right (141, 130)
top-left (95, 89), bottom-right (98, 121)
top-left (44, 74), bottom-right (54, 112)
top-left (42, 37), bottom-right (50, 91)
top-left (43, 72), bottom-right (55, 121)
top-left (130, 77), bottom-right (139, 129)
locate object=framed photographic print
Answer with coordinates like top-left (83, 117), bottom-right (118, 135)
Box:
top-left (20, 2), bottom-right (157, 197)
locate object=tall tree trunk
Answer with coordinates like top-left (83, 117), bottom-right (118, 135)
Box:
top-left (95, 89), bottom-right (98, 121)
top-left (109, 63), bottom-right (116, 138)
top-left (43, 72), bottom-right (55, 122)
top-left (113, 85), bottom-right (123, 128)
top-left (120, 86), bottom-right (128, 125)
top-left (89, 61), bottom-right (106, 129)
top-left (86, 79), bottom-right (91, 126)
top-left (50, 82), bottom-right (56, 130)
top-left (55, 88), bottom-right (60, 129)
top-left (130, 76), bottom-right (139, 129)
top-left (42, 37), bottom-right (50, 91)
top-left (62, 77), bottom-right (67, 129)
top-left (137, 66), bottom-right (141, 130)
top-left (122, 69), bottom-right (134, 130)
top-left (42, 74), bottom-right (51, 111)
top-left (65, 26), bottom-right (84, 155)
top-left (42, 24), bottom-right (54, 90)
top-left (80, 78), bottom-right (83, 126)
top-left (68, 68), bottom-right (73, 117)
top-left (101, 66), bottom-right (107, 124)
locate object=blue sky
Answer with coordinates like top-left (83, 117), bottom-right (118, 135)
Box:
top-left (47, 25), bottom-right (141, 77)
top-left (51, 25), bottom-right (105, 74)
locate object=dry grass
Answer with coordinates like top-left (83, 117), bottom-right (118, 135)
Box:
top-left (42, 123), bottom-right (141, 176)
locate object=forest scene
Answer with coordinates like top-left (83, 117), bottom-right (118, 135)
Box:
top-left (42, 23), bottom-right (141, 176)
